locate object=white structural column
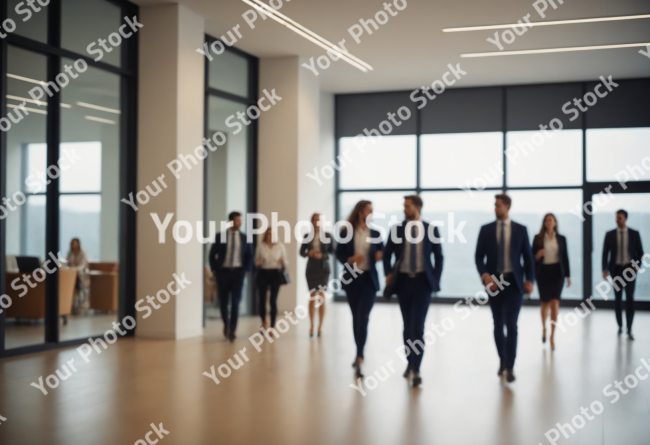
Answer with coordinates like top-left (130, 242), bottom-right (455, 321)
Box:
top-left (258, 57), bottom-right (335, 312)
top-left (136, 4), bottom-right (204, 339)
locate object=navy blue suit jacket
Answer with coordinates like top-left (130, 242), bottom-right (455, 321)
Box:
top-left (335, 228), bottom-right (384, 291)
top-left (602, 228), bottom-right (644, 273)
top-left (209, 230), bottom-right (254, 273)
top-left (475, 220), bottom-right (535, 294)
top-left (382, 221), bottom-right (443, 292)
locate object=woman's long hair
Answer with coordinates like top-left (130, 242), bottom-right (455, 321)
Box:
top-left (535, 213), bottom-right (558, 247)
top-left (262, 228), bottom-right (275, 245)
top-left (346, 200), bottom-right (372, 234)
top-left (70, 238), bottom-right (82, 252)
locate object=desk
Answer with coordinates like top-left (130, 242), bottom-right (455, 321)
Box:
top-left (4, 269), bottom-right (77, 319)
top-left (89, 270), bottom-right (118, 311)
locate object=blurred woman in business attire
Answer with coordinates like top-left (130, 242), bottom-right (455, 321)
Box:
top-left (66, 238), bottom-right (90, 315)
top-left (255, 228), bottom-right (288, 334)
top-left (336, 200), bottom-right (383, 378)
top-left (300, 213), bottom-right (334, 337)
top-left (532, 213), bottom-right (571, 350)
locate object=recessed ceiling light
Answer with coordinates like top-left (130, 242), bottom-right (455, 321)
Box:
top-left (85, 115), bottom-right (116, 124)
top-left (6, 94), bottom-right (72, 108)
top-left (444, 13), bottom-right (650, 32)
top-left (461, 42), bottom-right (650, 58)
top-left (241, 0), bottom-right (373, 72)
top-left (7, 103), bottom-right (47, 115)
top-left (77, 101), bottom-right (121, 114)
top-left (7, 73), bottom-right (43, 84)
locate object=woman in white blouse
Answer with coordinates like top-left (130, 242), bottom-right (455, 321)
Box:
top-left (532, 214), bottom-right (571, 350)
top-left (335, 200), bottom-right (384, 378)
top-left (66, 238), bottom-right (90, 315)
top-left (255, 228), bottom-right (288, 333)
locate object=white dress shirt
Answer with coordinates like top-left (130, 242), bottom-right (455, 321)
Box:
top-left (616, 227), bottom-right (630, 265)
top-left (354, 227), bottom-right (371, 271)
top-left (256, 242), bottom-right (288, 269)
top-left (496, 218), bottom-right (512, 273)
top-left (400, 221), bottom-right (425, 274)
top-left (543, 233), bottom-right (560, 264)
top-left (312, 235), bottom-right (321, 252)
top-left (223, 230), bottom-right (242, 268)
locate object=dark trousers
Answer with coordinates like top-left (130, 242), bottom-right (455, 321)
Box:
top-left (397, 273), bottom-right (432, 373)
top-left (488, 278), bottom-right (523, 370)
top-left (346, 273), bottom-right (377, 359)
top-left (613, 265), bottom-right (636, 331)
top-left (257, 269), bottom-right (281, 326)
top-left (217, 268), bottom-right (245, 333)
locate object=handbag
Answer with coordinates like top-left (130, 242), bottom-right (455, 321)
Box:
top-left (280, 267), bottom-right (290, 285)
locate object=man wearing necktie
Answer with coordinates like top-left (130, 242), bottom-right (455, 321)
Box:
top-left (475, 194), bottom-right (534, 383)
top-left (209, 211), bottom-right (253, 341)
top-left (384, 195), bottom-right (443, 388)
top-left (602, 209), bottom-right (644, 340)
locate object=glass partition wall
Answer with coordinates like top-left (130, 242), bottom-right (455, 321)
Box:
top-left (203, 36), bottom-right (258, 324)
top-left (0, 0), bottom-right (138, 356)
top-left (335, 80), bottom-right (650, 308)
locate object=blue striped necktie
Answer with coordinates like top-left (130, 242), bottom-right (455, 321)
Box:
top-left (228, 231), bottom-right (235, 267)
top-left (410, 225), bottom-right (417, 274)
top-left (497, 222), bottom-right (505, 274)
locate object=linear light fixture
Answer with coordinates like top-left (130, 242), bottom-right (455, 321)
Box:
top-left (7, 73), bottom-right (43, 84)
top-left (444, 13), bottom-right (650, 32)
top-left (7, 103), bottom-right (47, 115)
top-left (241, 0), bottom-right (373, 72)
top-left (6, 94), bottom-right (72, 108)
top-left (461, 42), bottom-right (650, 58)
top-left (85, 115), bottom-right (116, 124)
top-left (77, 101), bottom-right (120, 114)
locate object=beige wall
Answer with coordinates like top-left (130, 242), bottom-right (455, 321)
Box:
top-left (136, 4), bottom-right (204, 340)
top-left (258, 58), bottom-right (336, 312)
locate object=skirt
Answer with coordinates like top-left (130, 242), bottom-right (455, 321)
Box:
top-left (306, 273), bottom-right (330, 291)
top-left (538, 263), bottom-right (564, 302)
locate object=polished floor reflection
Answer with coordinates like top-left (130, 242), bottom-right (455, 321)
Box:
top-left (4, 313), bottom-right (117, 349)
top-left (0, 303), bottom-right (648, 445)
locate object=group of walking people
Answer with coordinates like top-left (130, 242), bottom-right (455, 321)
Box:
top-left (209, 195), bottom-right (643, 387)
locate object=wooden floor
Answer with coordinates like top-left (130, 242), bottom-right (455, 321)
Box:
top-left (0, 303), bottom-right (649, 445)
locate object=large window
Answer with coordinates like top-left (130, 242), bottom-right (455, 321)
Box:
top-left (506, 130), bottom-right (583, 187)
top-left (420, 132), bottom-right (503, 189)
top-left (1, 0), bottom-right (138, 355)
top-left (336, 81), bottom-right (650, 305)
top-left (586, 128), bottom-right (650, 183)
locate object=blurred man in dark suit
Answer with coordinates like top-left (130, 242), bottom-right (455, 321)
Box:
top-left (602, 209), bottom-right (644, 340)
top-left (209, 211), bottom-right (253, 342)
top-left (475, 194), bottom-right (534, 383)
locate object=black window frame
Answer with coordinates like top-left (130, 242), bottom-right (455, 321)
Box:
top-left (0, 0), bottom-right (139, 358)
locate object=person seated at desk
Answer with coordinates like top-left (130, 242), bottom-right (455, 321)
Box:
top-left (66, 238), bottom-right (90, 315)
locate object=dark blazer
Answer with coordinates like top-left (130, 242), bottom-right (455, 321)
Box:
top-left (602, 227), bottom-right (644, 273)
top-left (475, 220), bottom-right (535, 294)
top-left (532, 233), bottom-right (570, 281)
top-left (335, 228), bottom-right (384, 291)
top-left (382, 221), bottom-right (443, 292)
top-left (299, 232), bottom-right (334, 274)
top-left (209, 230), bottom-right (254, 273)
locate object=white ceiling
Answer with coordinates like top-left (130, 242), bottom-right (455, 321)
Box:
top-left (133, 0), bottom-right (650, 93)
